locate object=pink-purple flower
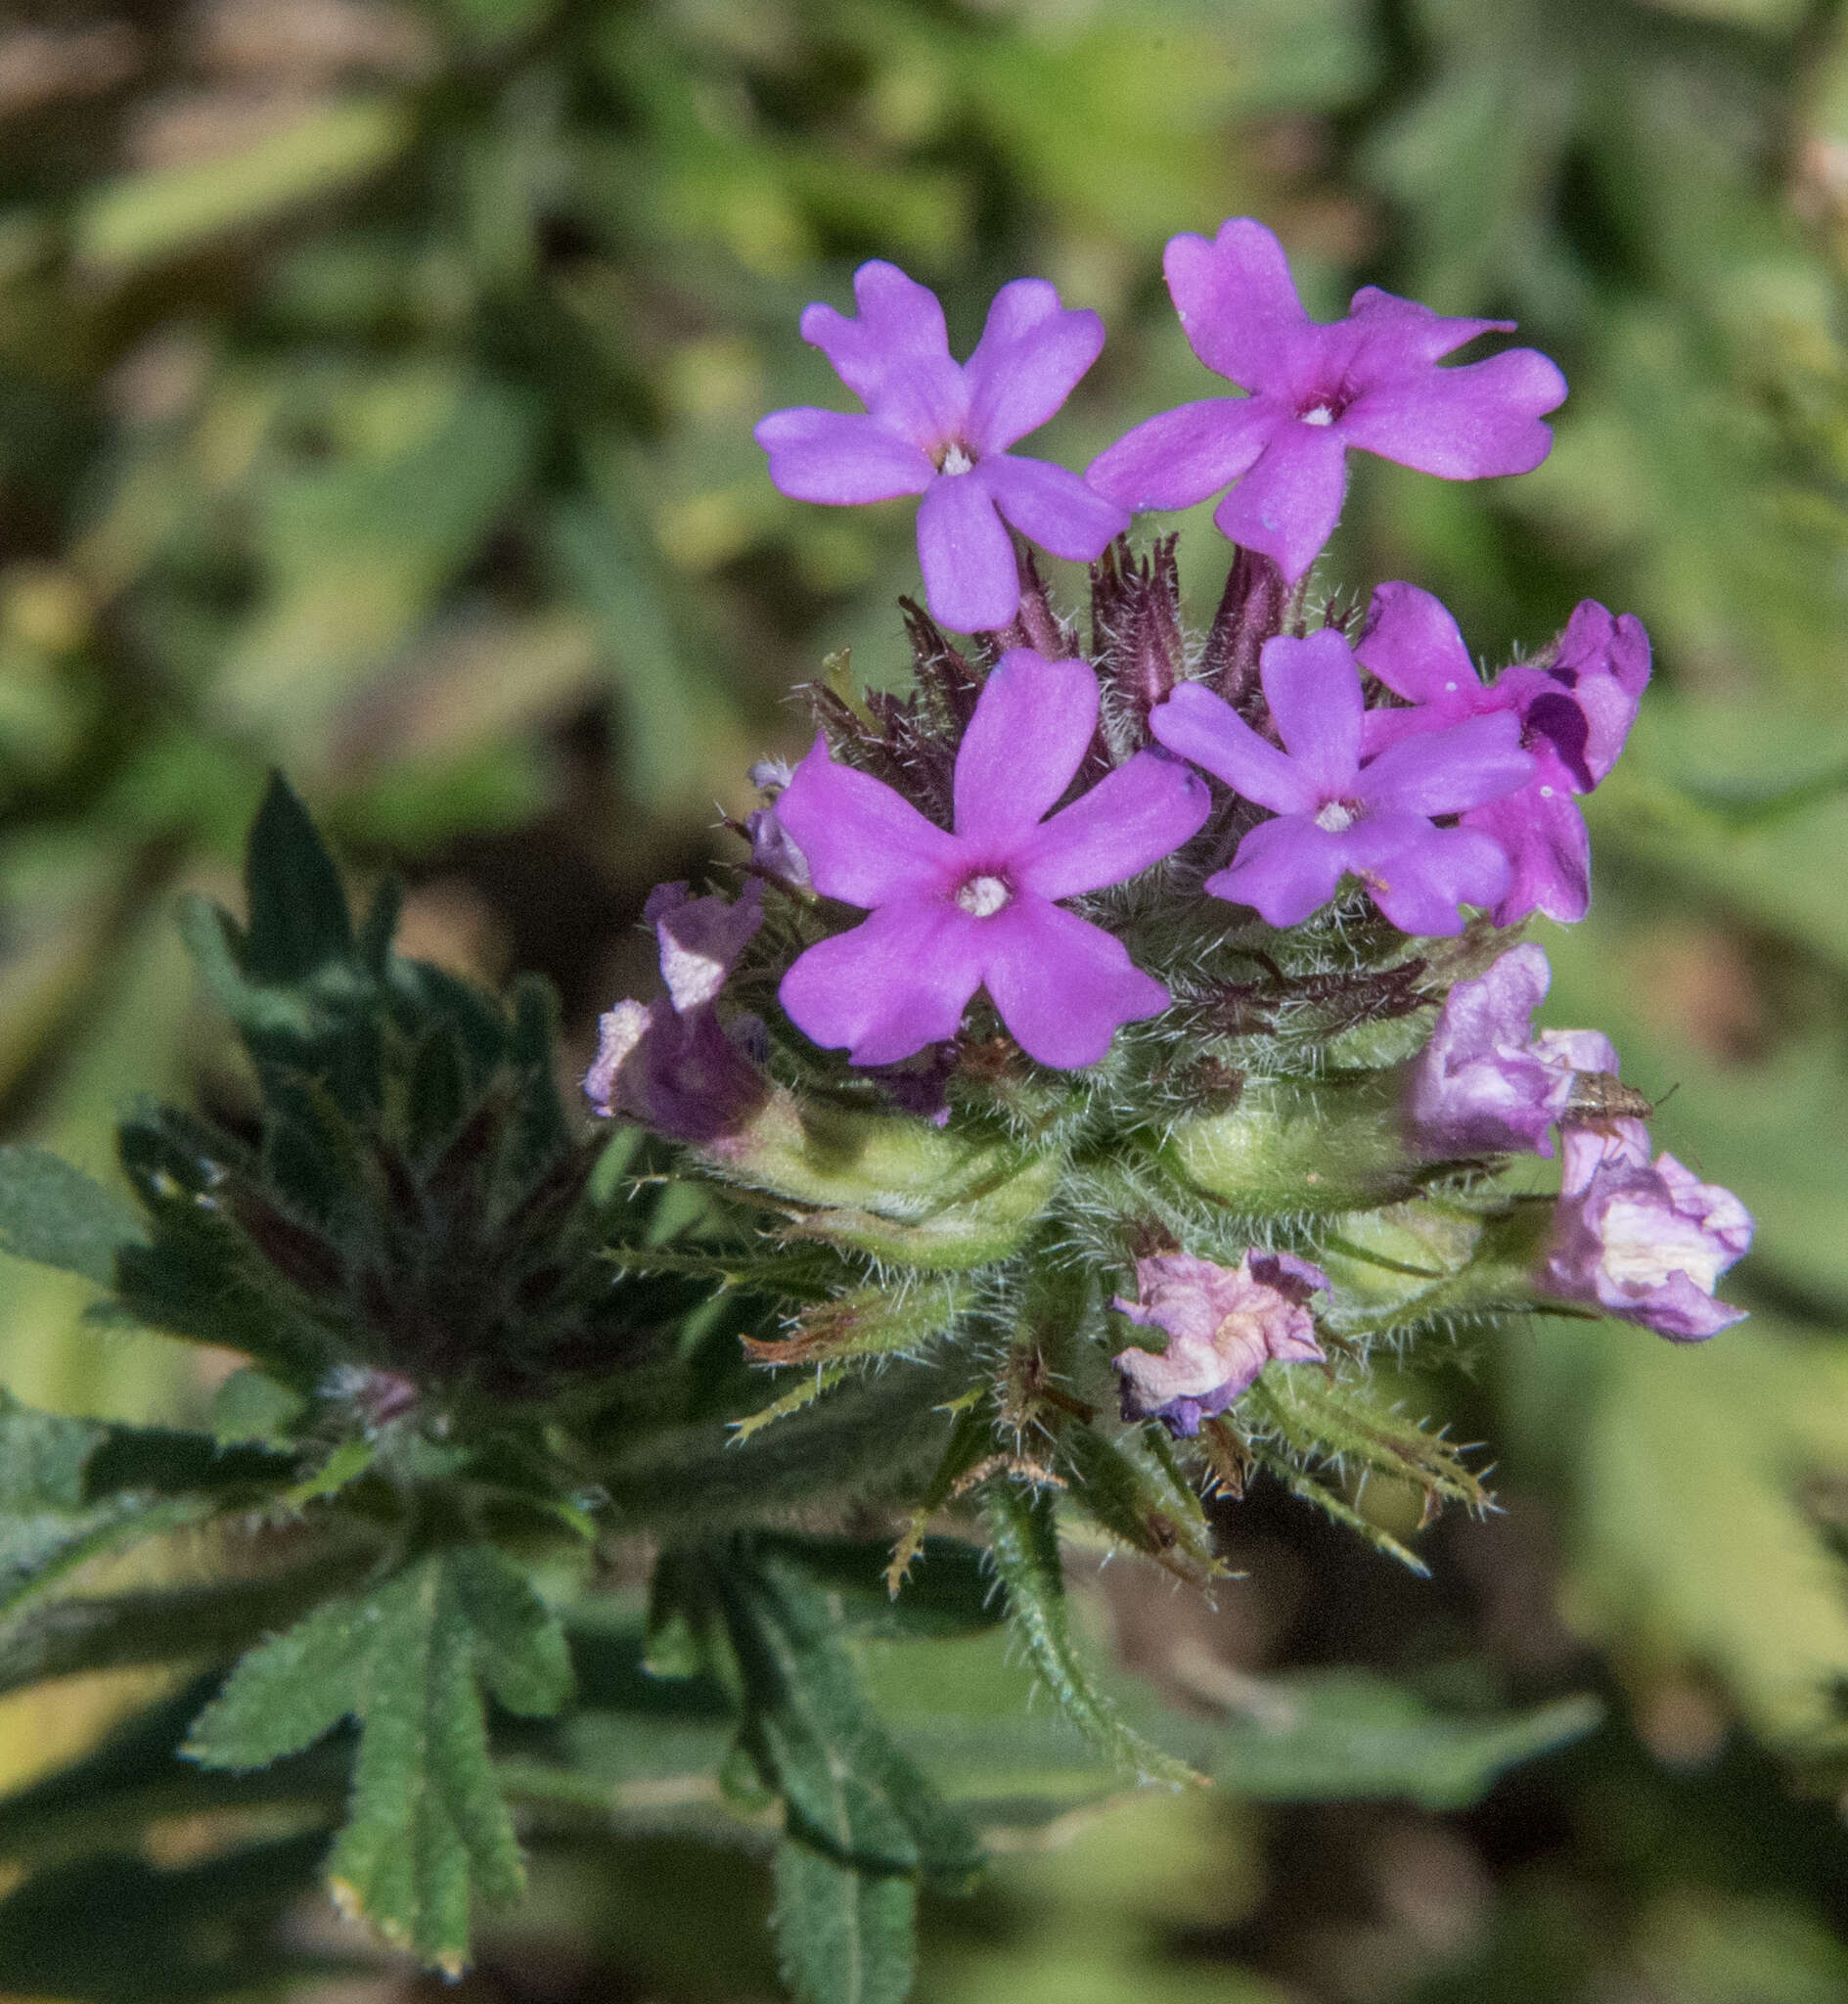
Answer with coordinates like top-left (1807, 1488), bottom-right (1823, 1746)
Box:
top-left (1541, 1118), bottom-right (1752, 1341)
top-left (1404, 943), bottom-right (1622, 1159)
top-left (1149, 627), bottom-right (1534, 935)
top-left (774, 650), bottom-right (1209, 1069)
top-left (1085, 219), bottom-right (1566, 584)
top-left (585, 882), bottom-right (767, 1142)
top-left (1114, 1250), bottom-right (1329, 1437)
top-left (1357, 586), bottom-right (1651, 925)
top-left (754, 262), bottom-right (1130, 632)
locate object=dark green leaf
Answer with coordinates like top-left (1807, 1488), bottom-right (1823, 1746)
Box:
top-left (242, 771), bottom-right (354, 984)
top-left (0, 1146), bottom-right (145, 1285)
top-left (772, 1839), bottom-right (916, 2004)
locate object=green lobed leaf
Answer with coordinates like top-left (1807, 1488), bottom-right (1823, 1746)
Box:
top-left (0, 1145), bottom-right (145, 1286)
top-left (772, 1839), bottom-right (916, 2004)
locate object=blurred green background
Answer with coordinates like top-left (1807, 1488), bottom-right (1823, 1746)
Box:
top-left (6, 0), bottom-right (1848, 1997)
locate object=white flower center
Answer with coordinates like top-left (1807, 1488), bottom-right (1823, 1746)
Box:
top-left (1540, 784), bottom-right (1555, 797)
top-left (1313, 799), bottom-right (1360, 833)
top-left (1599, 1194), bottom-right (1726, 1293)
top-left (939, 441), bottom-right (976, 476)
top-left (1300, 404), bottom-right (1336, 427)
top-left (955, 873), bottom-right (1012, 918)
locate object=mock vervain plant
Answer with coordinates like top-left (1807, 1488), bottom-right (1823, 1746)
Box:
top-left (0, 218), bottom-right (1748, 2002)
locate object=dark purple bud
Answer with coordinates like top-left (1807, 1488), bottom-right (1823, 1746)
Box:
top-left (1199, 545), bottom-right (1287, 715)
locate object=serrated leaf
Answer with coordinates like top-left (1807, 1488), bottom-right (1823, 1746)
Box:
top-left (185, 1546), bottom-right (573, 1971)
top-left (772, 1839), bottom-right (916, 2004)
top-left (0, 1145), bottom-right (145, 1286)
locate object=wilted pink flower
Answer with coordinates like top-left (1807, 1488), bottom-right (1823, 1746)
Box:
top-left (1357, 585), bottom-right (1651, 925)
top-left (585, 882), bottom-right (768, 1142)
top-left (1114, 1250), bottom-right (1330, 1437)
top-left (1150, 627), bottom-right (1533, 935)
top-left (1086, 219), bottom-right (1565, 583)
top-left (775, 650), bottom-right (1209, 1070)
top-left (755, 262), bottom-right (1129, 632)
top-left (1404, 943), bottom-right (1621, 1159)
top-left (1541, 1119), bottom-right (1752, 1341)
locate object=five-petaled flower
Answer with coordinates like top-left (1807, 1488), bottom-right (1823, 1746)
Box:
top-left (774, 650), bottom-right (1210, 1069)
top-left (1086, 218), bottom-right (1566, 584)
top-left (1357, 586), bottom-right (1651, 925)
top-left (1404, 943), bottom-right (1626, 1159)
top-left (1541, 1118), bottom-right (1752, 1341)
top-left (1150, 627), bottom-right (1534, 935)
top-left (1114, 1250), bottom-right (1330, 1437)
top-left (755, 261), bottom-right (1130, 632)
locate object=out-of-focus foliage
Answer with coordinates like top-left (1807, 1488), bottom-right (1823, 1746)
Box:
top-left (4, 0), bottom-right (1848, 1998)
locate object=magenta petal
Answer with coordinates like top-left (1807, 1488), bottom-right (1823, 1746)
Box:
top-left (1346, 820), bottom-right (1510, 936)
top-left (1337, 347), bottom-right (1566, 479)
top-left (1462, 782), bottom-right (1592, 926)
top-left (964, 278), bottom-right (1104, 451)
top-left (1211, 424), bottom-right (1350, 583)
top-left (775, 737), bottom-right (962, 907)
top-left (779, 900), bottom-right (983, 1066)
top-left (1164, 219), bottom-right (1310, 389)
top-left (916, 473), bottom-right (1019, 632)
top-left (1085, 397), bottom-right (1280, 512)
top-left (1205, 814), bottom-right (1349, 925)
top-left (978, 453), bottom-right (1129, 562)
top-left (979, 899), bottom-right (1168, 1068)
top-left (753, 408), bottom-right (936, 503)
top-left (1360, 710), bottom-right (1532, 816)
top-left (952, 651), bottom-right (1099, 848)
top-left (800, 260), bottom-right (967, 447)
top-left (1014, 749), bottom-right (1210, 898)
top-left (1345, 287), bottom-right (1516, 367)
top-left (1355, 581), bottom-right (1481, 709)
top-left (1260, 630), bottom-right (1363, 793)
top-left (1150, 682), bottom-right (1318, 814)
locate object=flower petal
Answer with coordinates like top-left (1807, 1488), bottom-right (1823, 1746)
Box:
top-left (1085, 397), bottom-right (1281, 511)
top-left (1210, 424), bottom-right (1350, 583)
top-left (978, 899), bottom-right (1169, 1068)
top-left (779, 900), bottom-right (984, 1066)
top-left (1344, 819), bottom-right (1510, 936)
top-left (964, 278), bottom-right (1104, 451)
top-left (1462, 778), bottom-right (1593, 926)
top-left (1359, 709), bottom-right (1533, 816)
top-left (916, 472), bottom-right (1020, 631)
top-left (775, 735), bottom-right (963, 907)
top-left (1204, 813), bottom-right (1350, 926)
top-left (753, 408), bottom-right (936, 503)
top-left (1150, 682), bottom-right (1318, 814)
top-left (952, 651), bottom-right (1099, 848)
top-left (979, 452), bottom-right (1130, 561)
top-left (1259, 629), bottom-right (1363, 793)
top-left (1164, 218), bottom-right (1311, 390)
top-left (800, 260), bottom-right (967, 447)
top-left (1014, 749), bottom-right (1210, 898)
top-left (1355, 580), bottom-right (1482, 709)
top-left (1345, 287), bottom-right (1516, 367)
top-left (1336, 346), bottom-right (1566, 478)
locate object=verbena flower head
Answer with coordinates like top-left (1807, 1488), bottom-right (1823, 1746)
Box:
top-left (1541, 1118), bottom-right (1753, 1341)
top-left (755, 262), bottom-right (1130, 632)
top-left (1404, 943), bottom-right (1623, 1159)
top-left (585, 882), bottom-right (767, 1141)
top-left (1114, 1250), bottom-right (1329, 1437)
top-left (1150, 626), bottom-right (1534, 934)
top-left (775, 649), bottom-right (1209, 1069)
top-left (1086, 218), bottom-right (1567, 583)
top-left (1357, 585), bottom-right (1651, 924)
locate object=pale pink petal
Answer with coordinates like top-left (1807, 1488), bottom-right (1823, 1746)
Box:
top-left (779, 900), bottom-right (984, 1067)
top-left (1150, 682), bottom-right (1318, 814)
top-left (1355, 580), bottom-right (1482, 709)
top-left (1085, 397), bottom-right (1281, 511)
top-left (952, 651), bottom-right (1099, 848)
top-left (1336, 347), bottom-right (1566, 478)
top-left (1205, 813), bottom-right (1350, 925)
top-left (1164, 218), bottom-right (1310, 390)
top-left (916, 473), bottom-right (1019, 632)
top-left (978, 453), bottom-right (1130, 561)
top-left (1359, 710), bottom-right (1533, 816)
top-left (753, 408), bottom-right (936, 503)
top-left (964, 278), bottom-right (1105, 451)
top-left (800, 260), bottom-right (967, 447)
top-left (1013, 750), bottom-right (1210, 898)
top-left (977, 899), bottom-right (1169, 1068)
top-left (1260, 629), bottom-right (1363, 793)
top-left (1344, 819), bottom-right (1510, 936)
top-left (1210, 425), bottom-right (1350, 583)
top-left (775, 736), bottom-right (962, 907)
